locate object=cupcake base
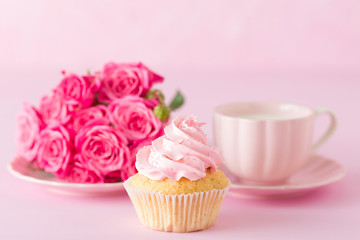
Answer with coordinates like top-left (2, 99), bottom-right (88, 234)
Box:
top-left (124, 179), bottom-right (229, 232)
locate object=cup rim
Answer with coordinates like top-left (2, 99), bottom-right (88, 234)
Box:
top-left (213, 101), bottom-right (315, 121)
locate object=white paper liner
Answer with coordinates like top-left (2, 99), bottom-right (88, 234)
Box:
top-left (124, 178), bottom-right (229, 232)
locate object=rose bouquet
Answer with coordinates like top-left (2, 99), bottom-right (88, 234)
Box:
top-left (16, 62), bottom-right (184, 184)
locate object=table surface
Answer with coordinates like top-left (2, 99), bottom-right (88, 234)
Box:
top-left (1, 70), bottom-right (359, 240)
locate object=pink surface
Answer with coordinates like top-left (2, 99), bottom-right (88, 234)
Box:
top-left (1, 1), bottom-right (360, 239)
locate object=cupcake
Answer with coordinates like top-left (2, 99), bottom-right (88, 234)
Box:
top-left (124, 115), bottom-right (230, 232)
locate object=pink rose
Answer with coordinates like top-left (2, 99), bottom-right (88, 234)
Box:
top-left (16, 103), bottom-right (44, 162)
top-left (120, 165), bottom-right (137, 181)
top-left (39, 93), bottom-right (72, 125)
top-left (75, 120), bottom-right (130, 177)
top-left (119, 140), bottom-right (152, 181)
top-left (104, 165), bottom-right (137, 182)
top-left (98, 62), bottom-right (164, 102)
top-left (108, 96), bottom-right (163, 141)
top-left (60, 155), bottom-right (102, 183)
top-left (70, 105), bottom-right (109, 133)
top-left (55, 72), bottom-right (100, 110)
top-left (40, 73), bottom-right (100, 125)
top-left (129, 139), bottom-right (152, 162)
top-left (37, 125), bottom-right (72, 174)
top-left (104, 140), bottom-right (150, 182)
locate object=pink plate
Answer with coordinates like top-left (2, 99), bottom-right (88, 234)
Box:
top-left (224, 155), bottom-right (345, 199)
top-left (7, 157), bottom-right (125, 196)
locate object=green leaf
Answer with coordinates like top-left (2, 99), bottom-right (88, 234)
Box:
top-left (169, 91), bottom-right (184, 111)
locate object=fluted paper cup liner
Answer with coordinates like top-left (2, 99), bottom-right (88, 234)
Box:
top-left (124, 179), bottom-right (229, 232)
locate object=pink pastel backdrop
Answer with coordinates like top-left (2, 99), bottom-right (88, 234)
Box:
top-left (0, 1), bottom-right (360, 239)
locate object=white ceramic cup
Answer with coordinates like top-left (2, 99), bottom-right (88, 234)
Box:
top-left (213, 102), bottom-right (337, 185)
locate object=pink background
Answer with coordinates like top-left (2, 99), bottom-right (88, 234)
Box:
top-left (1, 1), bottom-right (360, 239)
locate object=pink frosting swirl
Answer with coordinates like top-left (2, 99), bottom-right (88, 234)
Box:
top-left (135, 115), bottom-right (223, 181)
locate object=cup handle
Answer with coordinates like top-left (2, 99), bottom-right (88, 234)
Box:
top-left (312, 108), bottom-right (337, 153)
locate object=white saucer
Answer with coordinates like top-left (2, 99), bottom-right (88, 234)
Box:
top-left (223, 155), bottom-right (345, 199)
top-left (7, 157), bottom-right (125, 196)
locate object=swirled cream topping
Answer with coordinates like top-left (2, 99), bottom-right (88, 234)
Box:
top-left (135, 115), bottom-right (223, 181)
